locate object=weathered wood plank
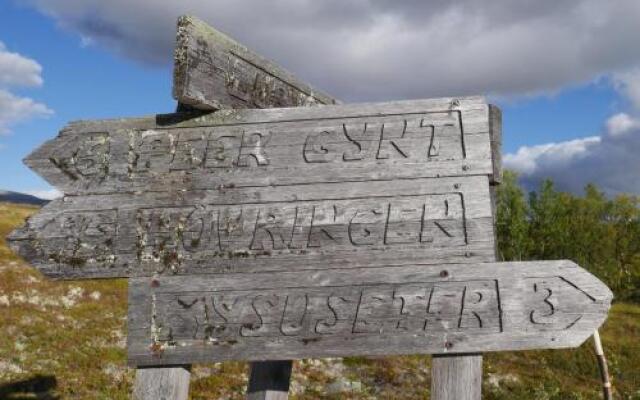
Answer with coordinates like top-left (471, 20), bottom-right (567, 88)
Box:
top-left (132, 366), bottom-right (191, 400)
top-left (488, 104), bottom-right (502, 185)
top-left (431, 354), bottom-right (482, 400)
top-left (126, 260), bottom-right (612, 366)
top-left (8, 175), bottom-right (496, 279)
top-left (22, 98), bottom-right (495, 195)
top-left (173, 15), bottom-right (336, 110)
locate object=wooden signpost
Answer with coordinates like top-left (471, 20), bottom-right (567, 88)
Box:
top-left (7, 15), bottom-right (613, 400)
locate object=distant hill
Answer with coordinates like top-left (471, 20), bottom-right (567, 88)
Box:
top-left (0, 190), bottom-right (48, 206)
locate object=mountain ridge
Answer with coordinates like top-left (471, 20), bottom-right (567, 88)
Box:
top-left (0, 190), bottom-right (49, 206)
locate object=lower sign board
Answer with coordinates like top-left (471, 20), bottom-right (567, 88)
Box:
top-left (127, 260), bottom-right (612, 366)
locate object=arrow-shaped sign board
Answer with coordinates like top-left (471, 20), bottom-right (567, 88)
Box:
top-left (20, 97), bottom-right (497, 196)
top-left (127, 260), bottom-right (612, 366)
top-left (8, 97), bottom-right (499, 279)
top-left (173, 15), bottom-right (337, 110)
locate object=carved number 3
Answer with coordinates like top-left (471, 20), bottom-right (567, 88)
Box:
top-left (530, 282), bottom-right (557, 325)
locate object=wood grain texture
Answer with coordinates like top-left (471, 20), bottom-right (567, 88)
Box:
top-left (488, 104), bottom-right (502, 185)
top-left (431, 354), bottom-right (482, 400)
top-left (173, 15), bottom-right (336, 110)
top-left (21, 97), bottom-right (496, 196)
top-left (132, 366), bottom-right (191, 400)
top-left (8, 174), bottom-right (496, 279)
top-left (126, 260), bottom-right (612, 366)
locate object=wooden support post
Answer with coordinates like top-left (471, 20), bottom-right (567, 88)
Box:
top-left (431, 354), bottom-right (482, 400)
top-left (133, 366), bottom-right (191, 400)
top-left (247, 361), bottom-right (293, 400)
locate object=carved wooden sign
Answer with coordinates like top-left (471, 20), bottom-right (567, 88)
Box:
top-left (8, 98), bottom-right (499, 279)
top-left (174, 15), bottom-right (337, 110)
top-left (8, 175), bottom-right (495, 279)
top-left (127, 260), bottom-right (612, 366)
top-left (20, 97), bottom-right (497, 196)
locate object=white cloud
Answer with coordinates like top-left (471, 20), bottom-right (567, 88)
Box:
top-left (0, 90), bottom-right (53, 134)
top-left (613, 69), bottom-right (640, 111)
top-left (24, 188), bottom-right (62, 200)
top-left (505, 113), bottom-right (640, 195)
top-left (606, 113), bottom-right (640, 137)
top-left (0, 41), bottom-right (44, 87)
top-left (504, 137), bottom-right (600, 176)
top-left (0, 42), bottom-right (52, 135)
top-left (24, 0), bottom-right (640, 101)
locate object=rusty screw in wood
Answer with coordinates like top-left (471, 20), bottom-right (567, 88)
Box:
top-left (454, 183), bottom-right (461, 189)
top-left (151, 279), bottom-right (160, 288)
top-left (440, 270), bottom-right (449, 278)
top-left (462, 165), bottom-right (470, 171)
top-left (445, 341), bottom-right (454, 350)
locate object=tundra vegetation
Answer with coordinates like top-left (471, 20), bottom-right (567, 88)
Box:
top-left (0, 174), bottom-right (639, 399)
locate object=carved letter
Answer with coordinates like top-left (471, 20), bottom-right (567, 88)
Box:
top-left (394, 285), bottom-right (432, 331)
top-left (250, 206), bottom-right (296, 250)
top-left (308, 205), bottom-right (349, 248)
top-left (425, 283), bottom-right (465, 332)
top-left (129, 130), bottom-right (173, 174)
top-left (288, 206), bottom-right (314, 249)
top-left (353, 288), bottom-right (400, 334)
top-left (211, 294), bottom-right (254, 338)
top-left (170, 131), bottom-right (207, 171)
top-left (303, 130), bottom-right (337, 163)
top-left (315, 292), bottom-right (360, 335)
top-left (348, 206), bottom-right (387, 246)
top-left (156, 295), bottom-right (209, 341)
top-left (241, 294), bottom-right (287, 337)
top-left (420, 194), bottom-right (466, 245)
top-left (385, 198), bottom-right (426, 244)
top-left (342, 122), bottom-right (380, 161)
top-left (205, 131), bottom-right (242, 168)
top-left (281, 294), bottom-right (309, 336)
top-left (458, 281), bottom-right (501, 330)
top-left (238, 131), bottom-right (270, 166)
top-left (42, 210), bottom-right (117, 269)
top-left (217, 207), bottom-right (258, 251)
top-left (50, 133), bottom-right (110, 183)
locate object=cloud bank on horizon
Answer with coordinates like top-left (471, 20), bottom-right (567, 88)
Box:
top-left (505, 113), bottom-right (640, 195)
top-left (26, 0), bottom-right (640, 101)
top-left (21, 0), bottom-right (640, 195)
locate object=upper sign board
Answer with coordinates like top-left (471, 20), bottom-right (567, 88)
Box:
top-left (173, 15), bottom-right (337, 110)
top-left (21, 97), bottom-right (499, 196)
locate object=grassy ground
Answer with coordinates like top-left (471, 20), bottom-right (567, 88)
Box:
top-left (0, 203), bottom-right (638, 399)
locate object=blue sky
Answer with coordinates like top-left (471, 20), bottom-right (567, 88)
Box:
top-left (0, 2), bottom-right (173, 197)
top-left (1, 1), bottom-right (639, 198)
